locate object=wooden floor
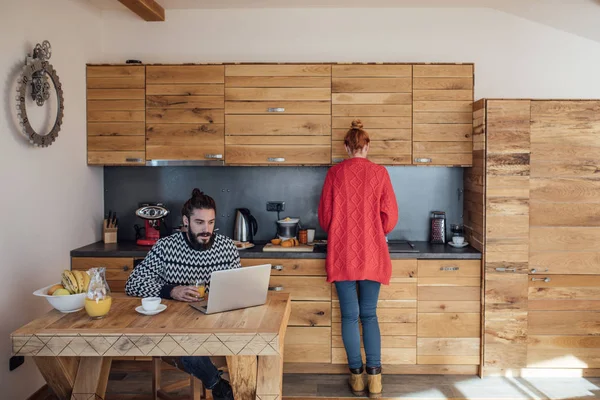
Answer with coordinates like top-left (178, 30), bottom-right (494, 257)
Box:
top-left (31, 361), bottom-right (600, 400)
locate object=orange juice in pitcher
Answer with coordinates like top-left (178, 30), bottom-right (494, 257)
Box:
top-left (85, 267), bottom-right (112, 319)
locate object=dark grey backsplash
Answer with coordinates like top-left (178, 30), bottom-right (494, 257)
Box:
top-left (104, 166), bottom-right (463, 242)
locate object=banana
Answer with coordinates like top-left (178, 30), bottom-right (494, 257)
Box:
top-left (72, 270), bottom-right (85, 294)
top-left (61, 270), bottom-right (78, 294)
top-left (82, 270), bottom-right (91, 293)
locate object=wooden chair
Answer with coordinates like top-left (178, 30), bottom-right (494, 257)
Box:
top-left (152, 356), bottom-right (228, 400)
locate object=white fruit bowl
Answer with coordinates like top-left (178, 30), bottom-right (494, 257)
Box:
top-left (33, 283), bottom-right (86, 313)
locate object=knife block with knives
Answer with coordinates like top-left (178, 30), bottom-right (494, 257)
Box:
top-left (103, 211), bottom-right (118, 243)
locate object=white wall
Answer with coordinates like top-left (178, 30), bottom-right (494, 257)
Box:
top-left (99, 7), bottom-right (600, 99)
top-left (0, 0), bottom-right (104, 398)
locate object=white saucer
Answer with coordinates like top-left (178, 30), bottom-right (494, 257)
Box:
top-left (448, 241), bottom-right (469, 248)
top-left (135, 304), bottom-right (167, 316)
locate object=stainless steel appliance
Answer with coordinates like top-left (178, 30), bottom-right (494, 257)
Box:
top-left (430, 211), bottom-right (447, 244)
top-left (276, 217), bottom-right (300, 240)
top-left (233, 208), bottom-right (258, 243)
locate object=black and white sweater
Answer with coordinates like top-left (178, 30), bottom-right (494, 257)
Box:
top-left (125, 232), bottom-right (241, 299)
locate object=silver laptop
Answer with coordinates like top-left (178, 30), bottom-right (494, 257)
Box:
top-left (189, 264), bottom-right (271, 314)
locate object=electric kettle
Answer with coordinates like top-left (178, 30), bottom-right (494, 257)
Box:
top-left (233, 208), bottom-right (258, 243)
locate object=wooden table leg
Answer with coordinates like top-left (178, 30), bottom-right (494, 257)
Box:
top-left (34, 357), bottom-right (80, 400)
top-left (71, 357), bottom-right (112, 400)
top-left (226, 355), bottom-right (257, 400)
top-left (256, 355), bottom-right (283, 400)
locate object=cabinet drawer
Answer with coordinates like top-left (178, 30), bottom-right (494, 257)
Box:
top-left (87, 151), bottom-right (145, 166)
top-left (418, 260), bottom-right (481, 278)
top-left (412, 151), bottom-right (472, 166)
top-left (226, 145), bottom-right (331, 165)
top-left (284, 327), bottom-right (331, 363)
top-left (528, 274), bottom-right (600, 311)
top-left (417, 313), bottom-right (480, 337)
top-left (72, 257), bottom-right (134, 280)
top-left (240, 259), bottom-right (326, 276)
top-left (269, 276), bottom-right (330, 301)
top-left (289, 301), bottom-right (331, 327)
top-left (417, 338), bottom-right (480, 365)
top-left (146, 124), bottom-right (224, 161)
top-left (332, 282), bottom-right (417, 301)
top-left (332, 347), bottom-right (416, 365)
top-left (225, 101), bottom-right (330, 115)
top-left (225, 115), bottom-right (331, 136)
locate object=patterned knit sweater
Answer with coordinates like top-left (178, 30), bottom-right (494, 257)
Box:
top-left (125, 232), bottom-right (241, 299)
top-left (318, 157), bottom-right (399, 285)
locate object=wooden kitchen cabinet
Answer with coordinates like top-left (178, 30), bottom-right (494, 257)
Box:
top-left (332, 259), bottom-right (418, 365)
top-left (145, 65), bottom-right (225, 162)
top-left (224, 64), bottom-right (331, 165)
top-left (332, 64), bottom-right (413, 165)
top-left (413, 65), bottom-right (474, 166)
top-left (239, 258), bottom-right (331, 364)
top-left (71, 257), bottom-right (136, 293)
top-left (86, 65), bottom-right (146, 165)
top-left (417, 259), bottom-right (481, 366)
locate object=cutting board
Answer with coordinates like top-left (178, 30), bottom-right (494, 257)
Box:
top-left (263, 243), bottom-right (315, 252)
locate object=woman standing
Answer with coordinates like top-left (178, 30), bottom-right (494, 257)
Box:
top-left (318, 120), bottom-right (398, 397)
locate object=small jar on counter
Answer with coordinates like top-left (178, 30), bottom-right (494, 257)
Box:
top-left (298, 229), bottom-right (308, 245)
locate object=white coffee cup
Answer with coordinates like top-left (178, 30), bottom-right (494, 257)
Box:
top-left (452, 236), bottom-right (465, 245)
top-left (306, 229), bottom-right (315, 244)
top-left (142, 297), bottom-right (161, 311)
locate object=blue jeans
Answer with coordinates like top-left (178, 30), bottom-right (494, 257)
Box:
top-left (335, 280), bottom-right (381, 370)
top-left (175, 356), bottom-right (221, 389)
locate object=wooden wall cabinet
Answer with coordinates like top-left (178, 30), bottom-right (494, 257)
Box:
top-left (86, 66), bottom-right (146, 165)
top-left (413, 65), bottom-right (474, 166)
top-left (145, 65), bottom-right (225, 163)
top-left (224, 65), bottom-right (332, 165)
top-left (331, 65), bottom-right (413, 165)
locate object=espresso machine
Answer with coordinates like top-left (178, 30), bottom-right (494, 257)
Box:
top-left (134, 203), bottom-right (169, 246)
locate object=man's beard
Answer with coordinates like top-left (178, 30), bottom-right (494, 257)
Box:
top-left (186, 227), bottom-right (214, 250)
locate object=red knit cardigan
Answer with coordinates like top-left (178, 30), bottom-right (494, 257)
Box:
top-left (318, 158), bottom-right (399, 285)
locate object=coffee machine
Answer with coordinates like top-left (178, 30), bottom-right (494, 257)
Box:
top-left (135, 203), bottom-right (169, 246)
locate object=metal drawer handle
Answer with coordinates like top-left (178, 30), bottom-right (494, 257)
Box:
top-left (440, 266), bottom-right (459, 271)
top-left (495, 267), bottom-right (516, 272)
top-left (267, 107), bottom-right (285, 113)
top-left (268, 286), bottom-right (284, 291)
top-left (125, 158), bottom-right (143, 162)
top-left (205, 154), bottom-right (223, 159)
top-left (531, 277), bottom-right (551, 283)
top-left (122, 266), bottom-right (130, 271)
top-left (268, 157), bottom-right (285, 163)
top-left (332, 158), bottom-right (344, 163)
top-left (272, 265), bottom-right (283, 271)
top-left (530, 268), bottom-right (548, 274)
top-left (414, 158), bottom-right (432, 163)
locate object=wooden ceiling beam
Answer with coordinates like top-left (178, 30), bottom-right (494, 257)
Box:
top-left (118, 0), bottom-right (165, 21)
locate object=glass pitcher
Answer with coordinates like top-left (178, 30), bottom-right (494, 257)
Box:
top-left (84, 267), bottom-right (112, 319)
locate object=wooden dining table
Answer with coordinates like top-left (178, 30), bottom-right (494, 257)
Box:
top-left (11, 292), bottom-right (291, 400)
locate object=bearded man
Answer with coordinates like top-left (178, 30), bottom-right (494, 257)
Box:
top-left (126, 188), bottom-right (240, 400)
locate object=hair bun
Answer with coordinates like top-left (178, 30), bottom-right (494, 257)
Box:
top-left (351, 119), bottom-right (363, 130)
top-left (191, 188), bottom-right (203, 198)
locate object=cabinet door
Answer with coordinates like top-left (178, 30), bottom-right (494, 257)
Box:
top-left (87, 66), bottom-right (146, 165)
top-left (71, 257), bottom-right (135, 292)
top-left (225, 64), bottom-right (331, 166)
top-left (483, 100), bottom-right (531, 374)
top-left (332, 65), bottom-right (412, 165)
top-left (417, 259), bottom-right (481, 366)
top-left (413, 65), bottom-right (473, 166)
top-left (146, 65), bottom-right (225, 162)
top-left (332, 260), bottom-right (418, 365)
top-left (529, 100), bottom-right (600, 370)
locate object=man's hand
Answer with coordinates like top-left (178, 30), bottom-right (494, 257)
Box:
top-left (170, 286), bottom-right (202, 302)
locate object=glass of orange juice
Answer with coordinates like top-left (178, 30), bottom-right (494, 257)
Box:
top-left (195, 280), bottom-right (206, 300)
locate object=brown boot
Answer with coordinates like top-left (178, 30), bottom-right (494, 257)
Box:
top-left (367, 366), bottom-right (382, 398)
top-left (348, 366), bottom-right (366, 395)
